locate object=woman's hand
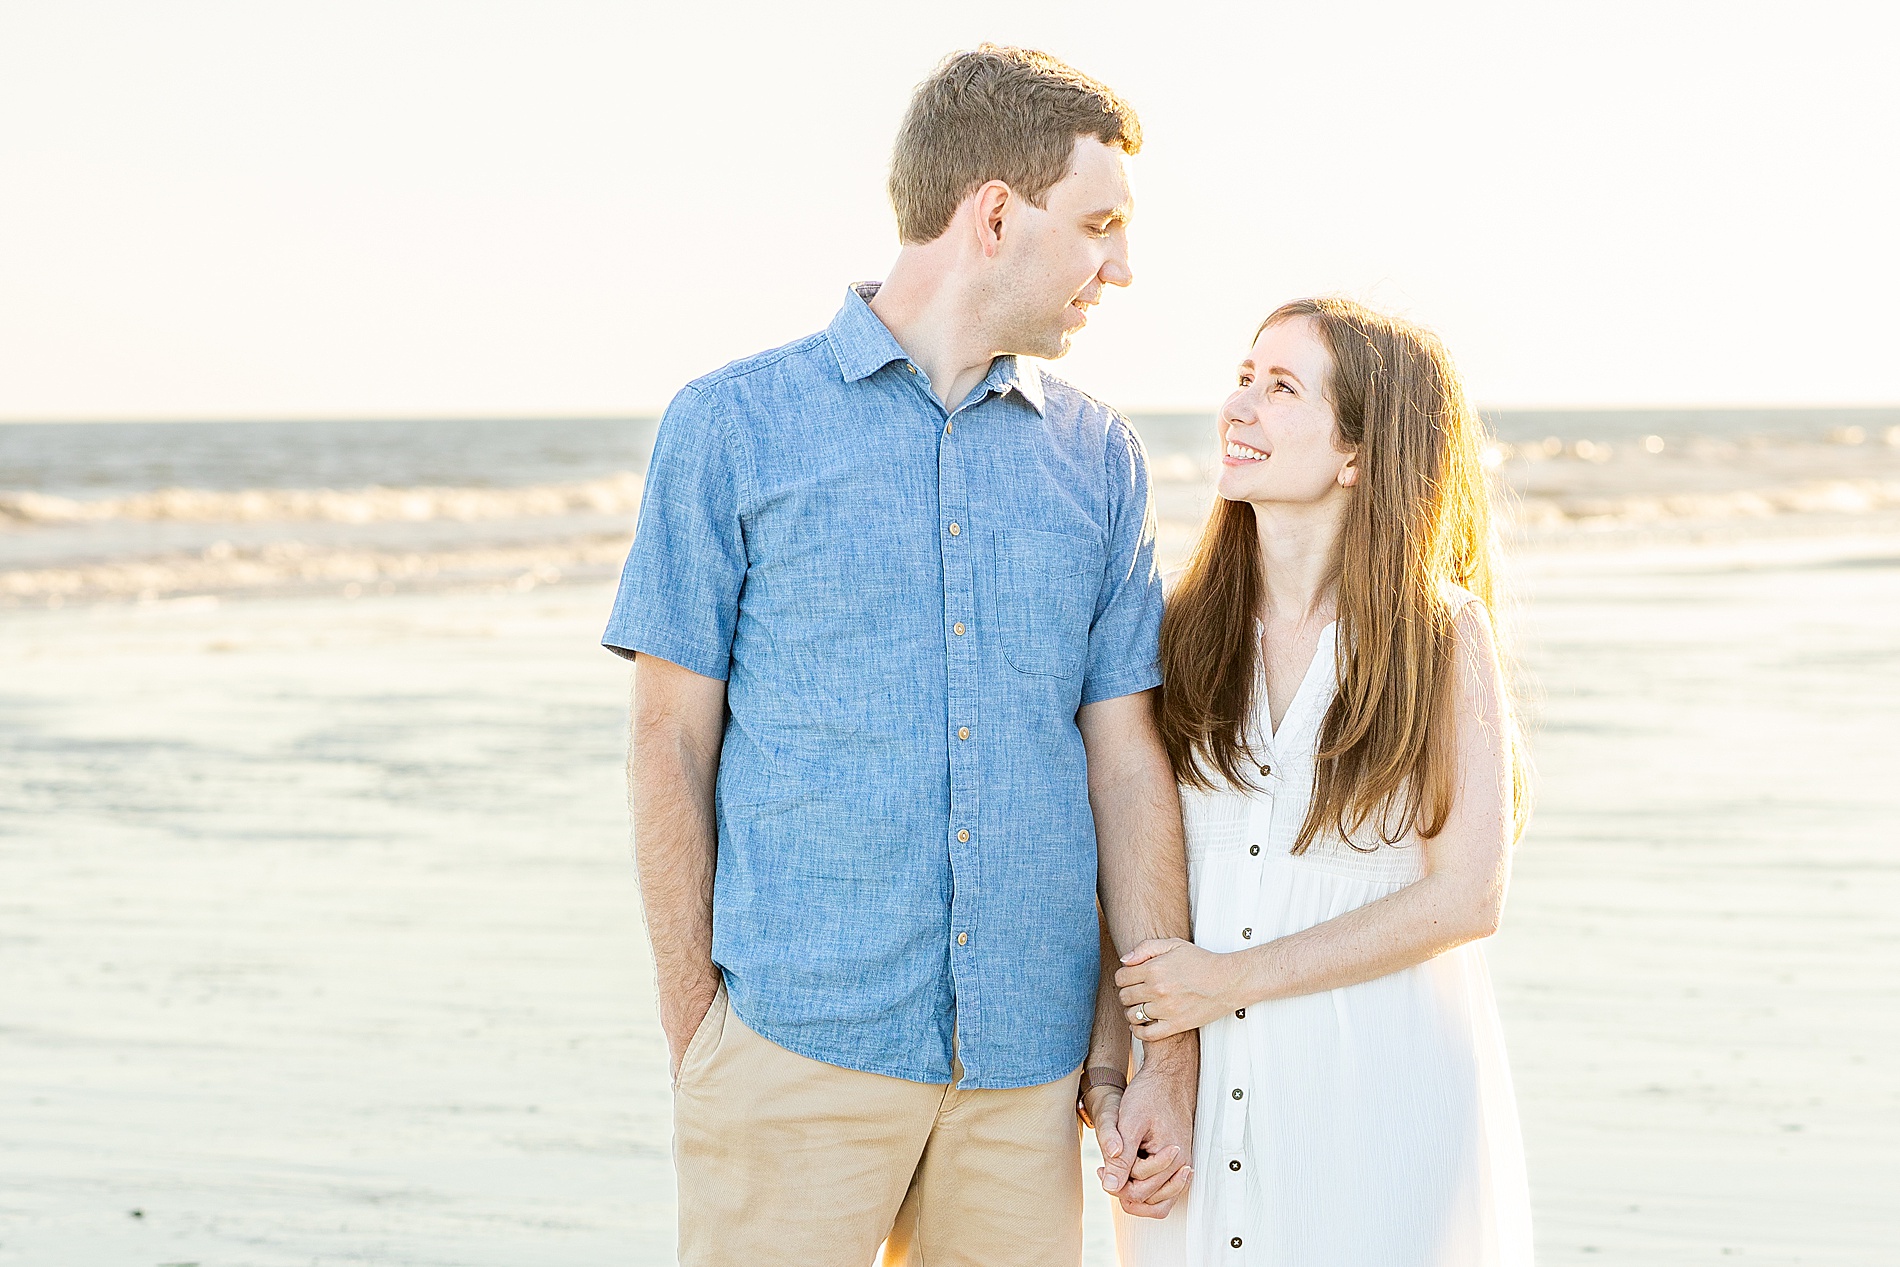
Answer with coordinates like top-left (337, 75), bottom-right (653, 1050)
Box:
top-left (1115, 938), bottom-right (1244, 1041)
top-left (1086, 1083), bottom-right (1127, 1189)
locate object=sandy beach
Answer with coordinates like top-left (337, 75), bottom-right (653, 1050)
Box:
top-left (3, 418), bottom-right (1899, 1264)
top-left (7, 1), bottom-right (1898, 1258)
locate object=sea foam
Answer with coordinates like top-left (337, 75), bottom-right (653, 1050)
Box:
top-left (0, 473), bottom-right (644, 526)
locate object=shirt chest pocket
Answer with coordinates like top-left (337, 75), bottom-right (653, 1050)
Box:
top-left (992, 528), bottom-right (1102, 679)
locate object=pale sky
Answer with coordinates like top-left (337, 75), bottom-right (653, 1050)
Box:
top-left (2, 0), bottom-right (1895, 420)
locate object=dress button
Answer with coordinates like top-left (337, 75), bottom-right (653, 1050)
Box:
top-left (953, 622), bottom-right (965, 635)
top-left (1257, 762), bottom-right (1271, 777)
top-left (957, 829), bottom-right (970, 843)
top-left (1229, 1159), bottom-right (1241, 1171)
top-left (1235, 1008), bottom-right (1246, 1019)
top-left (1231, 1237), bottom-right (1243, 1249)
top-left (958, 726), bottom-right (970, 741)
top-left (1249, 844), bottom-right (1259, 856)
top-left (1241, 927), bottom-right (1252, 939)
top-left (1231, 1088), bottom-right (1243, 1100)
top-left (948, 522), bottom-right (961, 536)
top-left (956, 932), bottom-right (967, 946)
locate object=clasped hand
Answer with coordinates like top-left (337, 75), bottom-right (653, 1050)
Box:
top-left (1088, 1050), bottom-right (1197, 1220)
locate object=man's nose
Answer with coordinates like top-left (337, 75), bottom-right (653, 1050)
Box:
top-left (1100, 246), bottom-right (1133, 289)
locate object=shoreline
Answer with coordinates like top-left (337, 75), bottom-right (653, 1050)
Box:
top-left (8, 510), bottom-right (1900, 610)
top-left (2, 539), bottom-right (1897, 1264)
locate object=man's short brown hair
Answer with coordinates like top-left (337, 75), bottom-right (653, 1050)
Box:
top-left (889, 45), bottom-right (1141, 246)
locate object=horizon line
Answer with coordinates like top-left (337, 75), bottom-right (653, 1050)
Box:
top-left (5, 402), bottom-right (1900, 427)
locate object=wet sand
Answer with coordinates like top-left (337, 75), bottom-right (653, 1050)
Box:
top-left (2, 533), bottom-right (1897, 1264)
top-left (1496, 537), bottom-right (1900, 1262)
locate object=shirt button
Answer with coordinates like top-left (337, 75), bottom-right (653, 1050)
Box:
top-left (1231, 1088), bottom-right (1244, 1100)
top-left (948, 522), bottom-right (961, 536)
top-left (1231, 1237), bottom-right (1243, 1249)
top-left (1249, 844), bottom-right (1260, 856)
top-left (957, 828), bottom-right (970, 843)
top-left (908, 363), bottom-right (918, 373)
top-left (958, 726), bottom-right (970, 741)
top-left (956, 932), bottom-right (968, 946)
top-left (1229, 1159), bottom-right (1242, 1171)
top-left (1241, 927), bottom-right (1252, 939)
top-left (1235, 1008), bottom-right (1246, 1019)
top-left (953, 622), bottom-right (966, 635)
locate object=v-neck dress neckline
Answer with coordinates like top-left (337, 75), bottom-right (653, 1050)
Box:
top-left (1253, 619), bottom-right (1338, 751)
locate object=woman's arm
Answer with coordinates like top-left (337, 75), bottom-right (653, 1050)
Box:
top-left (1114, 604), bottom-right (1516, 1041)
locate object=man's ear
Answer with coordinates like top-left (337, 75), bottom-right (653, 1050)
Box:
top-left (970, 180), bottom-right (1011, 258)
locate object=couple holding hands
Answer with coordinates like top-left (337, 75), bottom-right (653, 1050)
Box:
top-left (608, 44), bottom-right (1533, 1267)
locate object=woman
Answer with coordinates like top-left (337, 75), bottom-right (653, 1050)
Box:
top-left (1088, 298), bottom-right (1534, 1265)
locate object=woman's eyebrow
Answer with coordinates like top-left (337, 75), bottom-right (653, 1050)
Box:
top-left (1268, 365), bottom-right (1305, 388)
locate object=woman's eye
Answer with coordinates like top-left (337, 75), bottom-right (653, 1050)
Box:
top-left (1273, 380), bottom-right (1295, 394)
top-left (1237, 374), bottom-right (1253, 387)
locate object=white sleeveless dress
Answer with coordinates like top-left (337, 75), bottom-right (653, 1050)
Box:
top-left (1116, 594), bottom-right (1534, 1266)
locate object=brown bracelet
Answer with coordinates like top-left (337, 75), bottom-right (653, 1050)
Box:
top-left (1076, 1065), bottom-right (1128, 1128)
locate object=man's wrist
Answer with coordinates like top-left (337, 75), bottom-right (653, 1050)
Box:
top-left (1078, 1083), bottom-right (1122, 1129)
top-left (1133, 1029), bottom-right (1198, 1073)
top-left (656, 961), bottom-right (720, 1011)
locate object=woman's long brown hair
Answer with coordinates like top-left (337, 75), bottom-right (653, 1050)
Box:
top-left (1157, 298), bottom-right (1529, 852)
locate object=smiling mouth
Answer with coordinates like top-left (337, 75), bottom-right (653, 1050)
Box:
top-left (1225, 440), bottom-right (1268, 461)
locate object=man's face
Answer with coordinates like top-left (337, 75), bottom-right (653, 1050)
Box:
top-left (983, 136), bottom-right (1134, 359)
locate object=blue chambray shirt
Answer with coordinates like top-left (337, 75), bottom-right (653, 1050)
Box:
top-left (604, 284), bottom-right (1163, 1090)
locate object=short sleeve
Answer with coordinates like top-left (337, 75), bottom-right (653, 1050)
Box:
top-left (1080, 416), bottom-right (1164, 705)
top-left (601, 386), bottom-right (749, 677)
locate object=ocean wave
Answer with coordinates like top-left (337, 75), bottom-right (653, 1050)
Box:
top-left (1508, 479), bottom-right (1900, 528)
top-left (0, 473), bottom-right (644, 526)
top-left (0, 535), bottom-right (634, 603)
top-left (11, 473), bottom-right (1900, 606)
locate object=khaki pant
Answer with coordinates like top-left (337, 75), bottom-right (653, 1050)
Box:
top-left (672, 984), bottom-right (1084, 1267)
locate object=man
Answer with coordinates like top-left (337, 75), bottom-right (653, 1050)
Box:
top-left (604, 45), bottom-right (1196, 1266)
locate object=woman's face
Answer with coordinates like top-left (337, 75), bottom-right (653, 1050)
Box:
top-left (1215, 316), bottom-right (1357, 507)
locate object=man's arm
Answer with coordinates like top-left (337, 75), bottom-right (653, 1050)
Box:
top-left (1083, 908), bottom-right (1190, 1216)
top-left (1078, 688), bottom-right (1198, 1216)
top-left (1084, 907), bottom-right (1132, 1097)
top-left (629, 652), bottom-right (728, 1079)
top-left (1082, 906), bottom-right (1131, 1142)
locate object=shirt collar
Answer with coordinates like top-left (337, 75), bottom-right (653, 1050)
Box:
top-left (986, 353), bottom-right (1047, 416)
top-left (826, 282), bottom-right (910, 383)
top-left (826, 282), bottom-right (1047, 416)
